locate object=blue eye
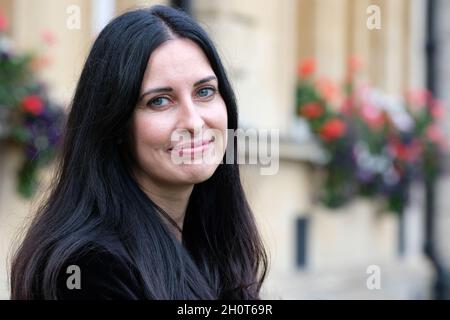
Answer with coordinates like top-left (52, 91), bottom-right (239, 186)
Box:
top-left (197, 87), bottom-right (216, 98)
top-left (148, 96), bottom-right (170, 108)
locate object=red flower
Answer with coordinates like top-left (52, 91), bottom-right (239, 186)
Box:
top-left (297, 58), bottom-right (315, 78)
top-left (21, 95), bottom-right (44, 115)
top-left (299, 102), bottom-right (324, 119)
top-left (0, 10), bottom-right (8, 32)
top-left (318, 118), bottom-right (347, 142)
top-left (388, 139), bottom-right (423, 162)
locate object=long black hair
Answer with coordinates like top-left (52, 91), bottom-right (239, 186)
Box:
top-left (10, 5), bottom-right (267, 299)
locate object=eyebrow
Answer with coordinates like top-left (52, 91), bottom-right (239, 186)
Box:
top-left (138, 75), bottom-right (218, 102)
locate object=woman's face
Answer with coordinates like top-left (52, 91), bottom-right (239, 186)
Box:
top-left (131, 38), bottom-right (228, 190)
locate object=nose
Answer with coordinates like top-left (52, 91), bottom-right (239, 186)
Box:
top-left (176, 97), bottom-right (205, 135)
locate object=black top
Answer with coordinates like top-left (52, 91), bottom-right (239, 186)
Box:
top-left (56, 247), bottom-right (147, 300)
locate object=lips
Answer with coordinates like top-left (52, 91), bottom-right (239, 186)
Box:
top-left (168, 136), bottom-right (215, 152)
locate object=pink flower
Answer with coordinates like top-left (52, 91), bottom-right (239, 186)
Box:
top-left (360, 104), bottom-right (386, 130)
top-left (316, 77), bottom-right (339, 103)
top-left (41, 29), bottom-right (57, 46)
top-left (0, 10), bottom-right (8, 32)
top-left (406, 89), bottom-right (432, 109)
top-left (426, 125), bottom-right (446, 146)
top-left (348, 55), bottom-right (363, 75)
top-left (30, 54), bottom-right (53, 71)
top-left (340, 97), bottom-right (353, 115)
top-left (430, 100), bottom-right (446, 120)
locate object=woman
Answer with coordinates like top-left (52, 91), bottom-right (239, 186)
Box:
top-left (10, 5), bottom-right (267, 300)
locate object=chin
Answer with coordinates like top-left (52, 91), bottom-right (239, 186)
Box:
top-left (176, 163), bottom-right (218, 184)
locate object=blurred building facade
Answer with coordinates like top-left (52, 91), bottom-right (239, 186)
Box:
top-left (1, 0), bottom-right (449, 299)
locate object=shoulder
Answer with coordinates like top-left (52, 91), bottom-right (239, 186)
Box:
top-left (56, 245), bottom-right (146, 300)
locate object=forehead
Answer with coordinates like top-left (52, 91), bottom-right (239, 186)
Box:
top-left (141, 38), bottom-right (215, 88)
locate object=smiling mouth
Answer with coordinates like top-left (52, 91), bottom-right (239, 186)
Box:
top-left (168, 136), bottom-right (215, 154)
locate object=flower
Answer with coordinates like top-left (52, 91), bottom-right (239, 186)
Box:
top-left (360, 104), bottom-right (387, 130)
top-left (21, 95), bottom-right (44, 116)
top-left (388, 139), bottom-right (423, 163)
top-left (426, 125), bottom-right (446, 146)
top-left (1, 25), bottom-right (65, 198)
top-left (318, 118), bottom-right (347, 142)
top-left (299, 102), bottom-right (324, 119)
top-left (295, 55), bottom-right (447, 214)
top-left (430, 99), bottom-right (446, 120)
top-left (348, 55), bottom-right (363, 75)
top-left (316, 77), bottom-right (339, 103)
top-left (406, 89), bottom-right (432, 109)
top-left (340, 97), bottom-right (354, 115)
top-left (30, 54), bottom-right (52, 71)
top-left (41, 29), bottom-right (57, 46)
top-left (297, 58), bottom-right (315, 78)
top-left (0, 10), bottom-right (8, 32)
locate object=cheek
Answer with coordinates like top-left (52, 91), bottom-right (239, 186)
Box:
top-left (219, 107), bottom-right (228, 148)
top-left (207, 99), bottom-right (228, 131)
top-left (204, 100), bottom-right (228, 154)
top-left (133, 113), bottom-right (172, 155)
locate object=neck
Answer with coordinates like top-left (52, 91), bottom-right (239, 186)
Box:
top-left (146, 186), bottom-right (192, 229)
top-left (132, 170), bottom-right (193, 241)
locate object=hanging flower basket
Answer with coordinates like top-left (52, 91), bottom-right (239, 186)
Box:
top-left (0, 10), bottom-right (65, 198)
top-left (295, 56), bottom-right (447, 214)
